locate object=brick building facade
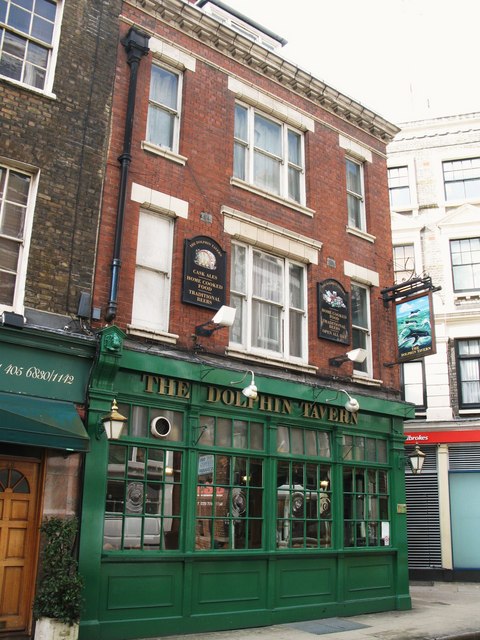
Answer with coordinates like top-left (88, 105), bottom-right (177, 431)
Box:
top-left (0, 1), bottom-right (120, 635)
top-left (78, 2), bottom-right (415, 639)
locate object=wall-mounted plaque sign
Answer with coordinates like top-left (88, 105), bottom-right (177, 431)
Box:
top-left (182, 236), bottom-right (226, 310)
top-left (317, 279), bottom-right (350, 344)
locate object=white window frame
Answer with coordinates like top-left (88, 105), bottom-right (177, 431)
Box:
top-left (146, 61), bottom-right (183, 155)
top-left (401, 360), bottom-right (427, 414)
top-left (233, 101), bottom-right (306, 206)
top-left (0, 0), bottom-right (63, 96)
top-left (449, 237), bottom-right (480, 293)
top-left (443, 157), bottom-right (480, 203)
top-left (141, 39), bottom-right (195, 165)
top-left (229, 241), bottom-right (308, 364)
top-left (387, 156), bottom-right (418, 215)
top-left (388, 166), bottom-right (411, 210)
top-left (350, 282), bottom-right (372, 378)
top-left (346, 157), bottom-right (366, 232)
top-left (130, 209), bottom-right (174, 337)
top-left (0, 159), bottom-right (38, 315)
top-left (393, 243), bottom-right (416, 284)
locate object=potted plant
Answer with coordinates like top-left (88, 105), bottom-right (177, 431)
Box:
top-left (33, 517), bottom-right (83, 640)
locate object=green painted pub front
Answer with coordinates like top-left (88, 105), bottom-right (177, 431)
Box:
top-left (79, 328), bottom-right (413, 640)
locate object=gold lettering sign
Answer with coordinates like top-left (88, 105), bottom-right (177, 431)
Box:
top-left (142, 374), bottom-right (191, 399)
top-left (140, 375), bottom-right (359, 424)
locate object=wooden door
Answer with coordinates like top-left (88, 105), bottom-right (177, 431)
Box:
top-left (0, 458), bottom-right (40, 633)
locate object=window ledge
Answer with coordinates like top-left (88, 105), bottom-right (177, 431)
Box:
top-left (346, 226), bottom-right (376, 243)
top-left (230, 177), bottom-right (315, 217)
top-left (0, 75), bottom-right (57, 99)
top-left (444, 197), bottom-right (480, 208)
top-left (458, 409), bottom-right (480, 416)
top-left (141, 141), bottom-right (187, 166)
top-left (127, 325), bottom-right (179, 344)
top-left (454, 293), bottom-right (480, 304)
top-left (352, 372), bottom-right (383, 387)
top-left (390, 207), bottom-right (416, 216)
top-left (226, 346), bottom-right (317, 374)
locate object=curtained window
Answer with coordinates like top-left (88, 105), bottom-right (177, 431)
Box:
top-left (230, 243), bottom-right (307, 361)
top-left (147, 63), bottom-right (181, 152)
top-left (457, 339), bottom-right (480, 408)
top-left (233, 103), bottom-right (305, 204)
top-left (346, 158), bottom-right (365, 231)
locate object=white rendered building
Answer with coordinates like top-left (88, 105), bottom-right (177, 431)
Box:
top-left (388, 112), bottom-right (480, 579)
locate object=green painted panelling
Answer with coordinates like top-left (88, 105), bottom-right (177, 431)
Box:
top-left (100, 562), bottom-right (184, 619)
top-left (192, 561), bottom-right (267, 613)
top-left (93, 609), bottom-right (270, 640)
top-left (81, 553), bottom-right (407, 639)
top-left (345, 558), bottom-right (393, 595)
top-left (0, 335), bottom-right (94, 401)
top-left (106, 575), bottom-right (175, 609)
top-left (277, 561), bottom-right (334, 603)
top-left (115, 354), bottom-right (412, 419)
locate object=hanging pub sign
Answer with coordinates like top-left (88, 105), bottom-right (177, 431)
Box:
top-left (182, 236), bottom-right (227, 310)
top-left (317, 279), bottom-right (350, 344)
top-left (395, 291), bottom-right (436, 362)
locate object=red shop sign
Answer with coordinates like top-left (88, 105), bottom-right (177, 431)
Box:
top-left (405, 430), bottom-right (480, 444)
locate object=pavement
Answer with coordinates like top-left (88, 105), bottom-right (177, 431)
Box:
top-left (153, 582), bottom-right (480, 640)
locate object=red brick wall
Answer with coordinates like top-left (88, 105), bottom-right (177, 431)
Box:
top-left (94, 6), bottom-right (398, 391)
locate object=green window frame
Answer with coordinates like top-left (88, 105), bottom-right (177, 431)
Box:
top-left (276, 459), bottom-right (332, 549)
top-left (341, 434), bottom-right (390, 548)
top-left (275, 424), bottom-right (332, 549)
top-left (195, 414), bottom-right (265, 551)
top-left (104, 443), bottom-right (183, 552)
top-left (197, 414), bottom-right (264, 450)
top-left (103, 404), bottom-right (185, 552)
top-left (101, 402), bottom-right (391, 555)
top-left (195, 453), bottom-right (263, 550)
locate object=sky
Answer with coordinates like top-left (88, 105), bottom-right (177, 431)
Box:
top-left (223, 0), bottom-right (480, 125)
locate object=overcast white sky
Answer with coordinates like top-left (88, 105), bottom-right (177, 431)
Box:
top-left (223, 0), bottom-right (479, 125)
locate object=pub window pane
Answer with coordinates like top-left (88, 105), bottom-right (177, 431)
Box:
top-left (276, 460), bottom-right (332, 549)
top-left (104, 445), bottom-right (182, 551)
top-left (195, 454), bottom-right (264, 551)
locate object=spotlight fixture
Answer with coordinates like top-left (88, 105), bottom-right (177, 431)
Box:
top-left (326, 389), bottom-right (360, 413)
top-left (194, 305), bottom-right (236, 337)
top-left (231, 370), bottom-right (258, 400)
top-left (329, 347), bottom-right (367, 368)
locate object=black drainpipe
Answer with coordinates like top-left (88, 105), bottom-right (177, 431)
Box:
top-left (105, 27), bottom-right (150, 323)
